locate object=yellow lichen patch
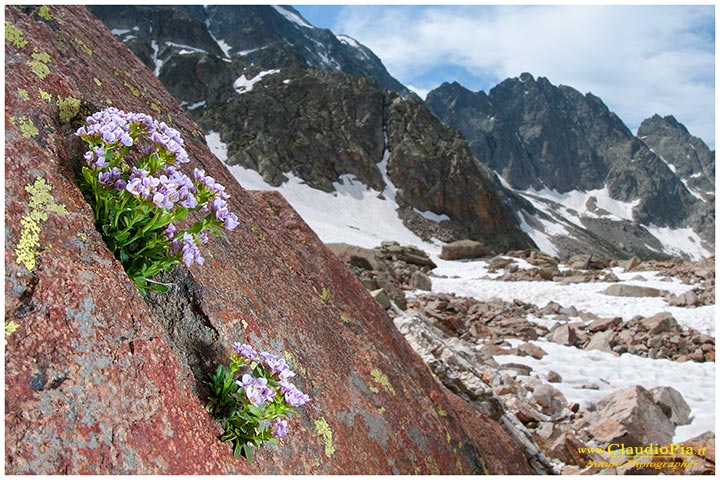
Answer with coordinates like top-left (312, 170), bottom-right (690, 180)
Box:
top-left (149, 101), bottom-right (161, 114)
top-left (74, 38), bottom-right (93, 56)
top-left (16, 177), bottom-right (68, 271)
top-left (17, 88), bottom-right (29, 101)
top-left (17, 116), bottom-right (39, 139)
top-left (38, 5), bottom-right (52, 21)
top-left (377, 406), bottom-right (385, 414)
top-left (339, 314), bottom-right (350, 324)
top-left (123, 80), bottom-right (140, 97)
top-left (319, 287), bottom-right (334, 304)
top-left (370, 368), bottom-right (396, 395)
top-left (5, 23), bottom-right (28, 49)
top-left (424, 455), bottom-right (440, 474)
top-left (368, 385), bottom-right (380, 394)
top-left (28, 49), bottom-right (51, 80)
top-left (38, 88), bottom-right (52, 102)
top-left (455, 459), bottom-right (464, 474)
top-left (57, 96), bottom-right (81, 124)
top-left (93, 77), bottom-right (102, 87)
top-left (5, 321), bottom-right (19, 345)
top-left (283, 351), bottom-right (307, 377)
top-left (313, 418), bottom-right (335, 458)
top-left (251, 225), bottom-right (265, 241)
top-left (435, 406), bottom-right (448, 417)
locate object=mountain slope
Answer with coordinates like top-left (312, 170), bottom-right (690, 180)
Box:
top-left (638, 114), bottom-right (715, 203)
top-left (87, 5), bottom-right (412, 96)
top-left (197, 67), bottom-right (534, 252)
top-left (426, 74), bottom-right (714, 259)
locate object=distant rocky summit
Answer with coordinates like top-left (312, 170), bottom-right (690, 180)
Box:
top-left (426, 75), bottom-right (715, 259)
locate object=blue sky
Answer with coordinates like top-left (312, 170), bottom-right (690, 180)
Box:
top-left (295, 5), bottom-right (715, 147)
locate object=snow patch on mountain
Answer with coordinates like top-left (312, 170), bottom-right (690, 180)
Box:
top-left (233, 69), bottom-right (280, 95)
top-left (522, 186), bottom-right (639, 222)
top-left (206, 131), bottom-right (433, 250)
top-left (271, 5), bottom-right (314, 30)
top-left (645, 224), bottom-right (712, 260)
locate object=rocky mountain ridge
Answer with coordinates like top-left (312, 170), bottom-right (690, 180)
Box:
top-left (87, 5), bottom-right (412, 97)
top-left (426, 75), bottom-right (715, 259)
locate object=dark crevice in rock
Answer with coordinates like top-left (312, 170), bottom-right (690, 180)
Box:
top-left (144, 268), bottom-right (224, 399)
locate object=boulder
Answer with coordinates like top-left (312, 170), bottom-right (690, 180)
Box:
top-left (439, 240), bottom-right (488, 260)
top-left (409, 271), bottom-right (432, 291)
top-left (370, 289), bottom-right (392, 309)
top-left (546, 371), bottom-right (562, 383)
top-left (590, 386), bottom-right (675, 447)
top-left (326, 243), bottom-right (381, 271)
top-left (530, 384), bottom-right (567, 415)
top-left (587, 316), bottom-right (622, 333)
top-left (667, 290), bottom-right (700, 307)
top-left (584, 330), bottom-right (617, 354)
top-left (546, 324), bottom-right (579, 347)
top-left (5, 6), bottom-right (535, 474)
top-left (517, 342), bottom-right (547, 360)
top-left (639, 312), bottom-right (679, 334)
top-left (602, 284), bottom-right (669, 297)
top-left (650, 386), bottom-right (692, 426)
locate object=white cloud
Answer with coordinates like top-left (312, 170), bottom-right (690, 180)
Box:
top-left (405, 84), bottom-right (429, 100)
top-left (334, 5), bottom-right (715, 147)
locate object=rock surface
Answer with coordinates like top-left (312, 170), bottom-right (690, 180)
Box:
top-left (439, 239), bottom-right (489, 260)
top-left (4, 5), bottom-right (537, 475)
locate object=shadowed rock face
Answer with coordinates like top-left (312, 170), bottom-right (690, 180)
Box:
top-left (4, 5), bottom-right (536, 475)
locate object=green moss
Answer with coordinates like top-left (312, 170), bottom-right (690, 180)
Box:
top-left (370, 368), bottom-right (396, 395)
top-left (16, 177), bottom-right (67, 271)
top-left (17, 88), bottom-right (29, 101)
top-left (74, 38), bottom-right (93, 56)
top-left (57, 96), bottom-right (81, 124)
top-left (5, 23), bottom-right (28, 49)
top-left (313, 418), bottom-right (335, 458)
top-left (17, 116), bottom-right (39, 139)
top-left (5, 321), bottom-right (19, 345)
top-left (38, 88), bottom-right (52, 102)
top-left (37, 5), bottom-right (52, 21)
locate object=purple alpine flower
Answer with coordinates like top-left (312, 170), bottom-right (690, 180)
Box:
top-left (271, 419), bottom-right (289, 438)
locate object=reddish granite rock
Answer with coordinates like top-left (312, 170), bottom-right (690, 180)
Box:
top-left (4, 5), bottom-right (536, 474)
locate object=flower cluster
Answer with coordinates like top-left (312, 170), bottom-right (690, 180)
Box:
top-left (206, 342), bottom-right (310, 461)
top-left (75, 107), bottom-right (238, 293)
